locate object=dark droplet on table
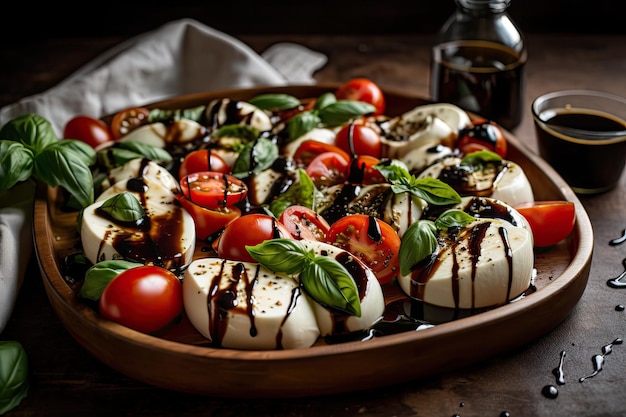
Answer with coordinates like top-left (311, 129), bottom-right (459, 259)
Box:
top-left (579, 338), bottom-right (623, 382)
top-left (609, 228), bottom-right (626, 246)
top-left (552, 350), bottom-right (567, 385)
top-left (616, 304), bottom-right (625, 311)
top-left (607, 258), bottom-right (626, 288)
top-left (542, 384), bottom-right (559, 399)
top-left (500, 412), bottom-right (511, 417)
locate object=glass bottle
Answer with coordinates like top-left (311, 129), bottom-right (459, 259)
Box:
top-left (430, 0), bottom-right (526, 130)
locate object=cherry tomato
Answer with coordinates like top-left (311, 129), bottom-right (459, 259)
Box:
top-left (99, 265), bottom-right (183, 334)
top-left (457, 119), bottom-right (508, 158)
top-left (179, 149), bottom-right (230, 179)
top-left (279, 205), bottom-right (331, 241)
top-left (335, 122), bottom-right (382, 158)
top-left (179, 171), bottom-right (247, 210)
top-left (216, 213), bottom-right (292, 263)
top-left (293, 139), bottom-right (350, 166)
top-left (515, 201), bottom-right (576, 247)
top-left (110, 106), bottom-right (150, 140)
top-left (326, 214), bottom-right (401, 284)
top-left (63, 115), bottom-right (113, 148)
top-left (176, 194), bottom-right (241, 241)
top-left (335, 78), bottom-right (386, 116)
top-left (348, 155), bottom-right (387, 185)
top-left (306, 151), bottom-right (350, 187)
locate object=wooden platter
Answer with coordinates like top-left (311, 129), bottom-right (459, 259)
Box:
top-left (33, 85), bottom-right (594, 398)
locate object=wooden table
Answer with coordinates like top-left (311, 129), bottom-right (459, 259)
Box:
top-left (1, 32), bottom-right (625, 417)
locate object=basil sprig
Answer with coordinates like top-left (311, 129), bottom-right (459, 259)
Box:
top-left (231, 137), bottom-right (279, 179)
top-left (399, 209), bottom-right (476, 276)
top-left (376, 162), bottom-right (462, 206)
top-left (0, 340), bottom-right (29, 415)
top-left (98, 192), bottom-right (146, 223)
top-left (0, 113), bottom-right (96, 208)
top-left (246, 238), bottom-right (362, 317)
top-left (78, 259), bottom-right (142, 301)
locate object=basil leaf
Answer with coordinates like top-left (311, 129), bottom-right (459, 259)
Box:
top-left (269, 168), bottom-right (320, 218)
top-left (460, 150), bottom-right (503, 171)
top-left (435, 209), bottom-right (476, 230)
top-left (231, 137), bottom-right (279, 179)
top-left (407, 177), bottom-right (462, 206)
top-left (33, 142), bottom-right (94, 208)
top-left (317, 100), bottom-right (376, 127)
top-left (300, 256), bottom-right (361, 317)
top-left (399, 220), bottom-right (438, 276)
top-left (248, 94), bottom-right (301, 111)
top-left (0, 340), bottom-right (29, 415)
top-left (246, 238), bottom-right (311, 275)
top-left (286, 111), bottom-right (321, 139)
top-left (148, 105), bottom-right (206, 123)
top-left (0, 113), bottom-right (57, 154)
top-left (99, 192), bottom-right (145, 222)
top-left (314, 92), bottom-right (337, 110)
top-left (78, 260), bottom-right (142, 301)
top-left (213, 124), bottom-right (260, 142)
top-left (55, 139), bottom-right (97, 166)
top-left (0, 141), bottom-right (34, 192)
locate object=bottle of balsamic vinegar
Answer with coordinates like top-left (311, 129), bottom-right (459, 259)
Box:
top-left (430, 0), bottom-right (526, 130)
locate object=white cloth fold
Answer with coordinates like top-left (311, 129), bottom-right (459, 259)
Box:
top-left (0, 18), bottom-right (327, 334)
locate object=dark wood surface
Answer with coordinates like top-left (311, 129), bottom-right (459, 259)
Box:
top-left (1, 31), bottom-right (626, 417)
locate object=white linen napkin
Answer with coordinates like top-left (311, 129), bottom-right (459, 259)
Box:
top-left (0, 18), bottom-right (327, 334)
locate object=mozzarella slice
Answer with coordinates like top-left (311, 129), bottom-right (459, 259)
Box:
top-left (401, 143), bottom-right (455, 174)
top-left (81, 179), bottom-right (195, 270)
top-left (119, 119), bottom-right (207, 148)
top-left (205, 99), bottom-right (273, 132)
top-left (397, 218), bottom-right (534, 309)
top-left (101, 158), bottom-right (179, 195)
top-left (417, 156), bottom-right (535, 207)
top-left (183, 258), bottom-right (321, 350)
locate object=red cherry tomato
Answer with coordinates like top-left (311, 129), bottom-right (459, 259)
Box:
top-left (176, 194), bottom-right (241, 241)
top-left (335, 78), bottom-right (386, 116)
top-left (293, 139), bottom-right (350, 166)
top-left (179, 149), bottom-right (230, 179)
top-left (326, 214), bottom-right (401, 284)
top-left (279, 205), bottom-right (331, 241)
top-left (457, 119), bottom-right (508, 158)
top-left (63, 115), bottom-right (113, 148)
top-left (216, 213), bottom-right (292, 263)
top-left (306, 151), bottom-right (350, 187)
top-left (179, 171), bottom-right (247, 210)
top-left (514, 201), bottom-right (576, 247)
top-left (110, 106), bottom-right (150, 140)
top-left (335, 122), bottom-right (382, 158)
top-left (99, 265), bottom-right (183, 334)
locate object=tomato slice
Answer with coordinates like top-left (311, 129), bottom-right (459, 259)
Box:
top-left (110, 106), bottom-right (150, 140)
top-left (515, 201), bottom-right (576, 247)
top-left (99, 265), bottom-right (183, 334)
top-left (176, 194), bottom-right (241, 241)
top-left (457, 119), bottom-right (508, 158)
top-left (326, 214), bottom-right (401, 284)
top-left (347, 155), bottom-right (387, 185)
top-left (335, 78), bottom-right (386, 116)
top-left (178, 149), bottom-right (230, 179)
top-left (279, 205), bottom-right (331, 241)
top-left (179, 171), bottom-right (247, 210)
top-left (306, 151), bottom-right (350, 187)
top-left (293, 139), bottom-right (350, 166)
top-left (335, 122), bottom-right (382, 158)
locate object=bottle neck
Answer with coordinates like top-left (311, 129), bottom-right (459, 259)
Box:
top-left (455, 0), bottom-right (511, 14)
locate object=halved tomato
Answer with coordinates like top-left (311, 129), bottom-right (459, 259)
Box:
top-left (179, 171), bottom-right (247, 210)
top-left (176, 194), bottom-right (241, 241)
top-left (110, 106), bottom-right (150, 140)
top-left (179, 149), bottom-right (230, 179)
top-left (293, 139), bottom-right (350, 166)
top-left (515, 201), bottom-right (576, 247)
top-left (279, 205), bottom-right (331, 241)
top-left (306, 151), bottom-right (350, 187)
top-left (326, 214), bottom-right (401, 284)
top-left (347, 155), bottom-right (386, 185)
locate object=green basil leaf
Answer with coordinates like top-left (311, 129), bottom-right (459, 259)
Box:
top-left (0, 340), bottom-right (29, 415)
top-left (248, 94), bottom-right (301, 111)
top-left (300, 257), bottom-right (361, 317)
top-left (56, 139), bottom-right (97, 166)
top-left (460, 150), bottom-right (503, 171)
top-left (407, 177), bottom-right (462, 205)
top-left (399, 220), bottom-right (438, 276)
top-left (148, 105), bottom-right (206, 123)
top-left (314, 92), bottom-right (337, 110)
top-left (317, 100), bottom-right (376, 127)
top-left (33, 142), bottom-right (94, 208)
top-left (246, 238), bottom-right (312, 275)
top-left (286, 111), bottom-right (321, 139)
top-left (0, 113), bottom-right (57, 154)
top-left (269, 168), bottom-right (320, 217)
top-left (0, 141), bottom-right (34, 192)
top-left (213, 124), bottom-right (260, 142)
top-left (231, 137), bottom-right (279, 178)
top-left (99, 192), bottom-right (145, 222)
top-left (78, 260), bottom-right (142, 301)
top-left (435, 209), bottom-right (476, 230)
